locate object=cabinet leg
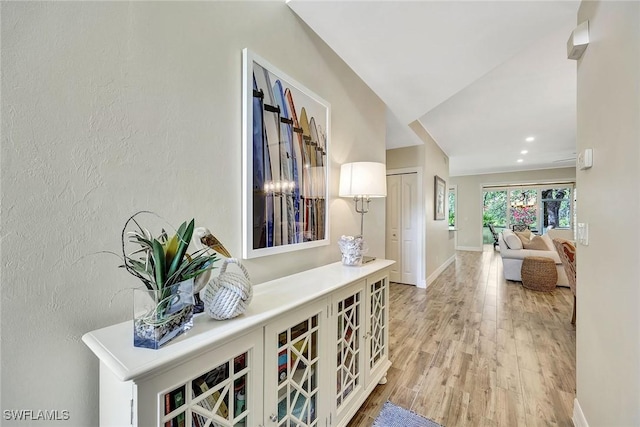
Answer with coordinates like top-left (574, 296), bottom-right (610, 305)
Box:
top-left (378, 374), bottom-right (388, 385)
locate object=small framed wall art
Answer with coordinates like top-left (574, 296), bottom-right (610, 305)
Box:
top-left (242, 48), bottom-right (331, 259)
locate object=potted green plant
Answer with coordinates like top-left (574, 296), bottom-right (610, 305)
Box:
top-left (122, 211), bottom-right (219, 349)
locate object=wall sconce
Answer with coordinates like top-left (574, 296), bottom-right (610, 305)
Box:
top-left (339, 162), bottom-right (387, 262)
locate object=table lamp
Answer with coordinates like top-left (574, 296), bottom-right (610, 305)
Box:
top-left (339, 162), bottom-right (387, 263)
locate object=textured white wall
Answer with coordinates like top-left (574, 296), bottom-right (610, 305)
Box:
top-left (0, 2), bottom-right (385, 425)
top-left (450, 168), bottom-right (576, 250)
top-left (576, 1), bottom-right (640, 425)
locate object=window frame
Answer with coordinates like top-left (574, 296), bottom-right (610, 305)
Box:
top-left (482, 183), bottom-right (575, 233)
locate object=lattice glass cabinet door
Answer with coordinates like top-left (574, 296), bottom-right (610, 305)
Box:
top-left (160, 352), bottom-right (251, 427)
top-left (366, 273), bottom-right (389, 384)
top-left (333, 281), bottom-right (364, 422)
top-left (264, 300), bottom-right (327, 427)
top-left (140, 329), bottom-right (262, 427)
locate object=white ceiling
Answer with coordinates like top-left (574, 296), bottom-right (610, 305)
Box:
top-left (287, 0), bottom-right (580, 176)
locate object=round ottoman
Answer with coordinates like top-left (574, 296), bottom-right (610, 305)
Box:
top-left (521, 256), bottom-right (557, 292)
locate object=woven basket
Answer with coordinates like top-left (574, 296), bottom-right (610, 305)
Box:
top-left (521, 256), bottom-right (557, 292)
top-left (203, 258), bottom-right (253, 320)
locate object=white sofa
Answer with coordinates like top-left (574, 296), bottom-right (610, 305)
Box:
top-left (498, 230), bottom-right (569, 287)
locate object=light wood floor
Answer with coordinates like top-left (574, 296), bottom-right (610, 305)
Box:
top-left (348, 247), bottom-right (576, 427)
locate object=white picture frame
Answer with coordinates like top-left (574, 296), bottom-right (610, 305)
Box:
top-left (242, 48), bottom-right (331, 259)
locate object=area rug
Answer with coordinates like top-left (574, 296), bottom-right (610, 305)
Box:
top-left (373, 401), bottom-right (443, 427)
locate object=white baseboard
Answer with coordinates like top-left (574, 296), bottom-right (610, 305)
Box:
top-left (417, 279), bottom-right (427, 289)
top-left (573, 398), bottom-right (589, 427)
top-left (426, 254), bottom-right (456, 287)
top-left (456, 246), bottom-right (483, 252)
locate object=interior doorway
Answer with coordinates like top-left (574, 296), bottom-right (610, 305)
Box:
top-left (386, 170), bottom-right (422, 285)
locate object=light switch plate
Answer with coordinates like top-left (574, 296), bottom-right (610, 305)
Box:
top-left (577, 222), bottom-right (589, 246)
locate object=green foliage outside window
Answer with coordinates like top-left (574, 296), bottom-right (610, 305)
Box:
top-left (448, 190), bottom-right (456, 227)
top-left (483, 190), bottom-right (507, 227)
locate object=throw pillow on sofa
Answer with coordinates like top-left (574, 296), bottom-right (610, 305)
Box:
top-left (515, 230), bottom-right (551, 251)
top-left (540, 233), bottom-right (555, 251)
top-left (515, 230), bottom-right (533, 243)
top-left (502, 230), bottom-right (523, 250)
top-left (522, 235), bottom-right (549, 250)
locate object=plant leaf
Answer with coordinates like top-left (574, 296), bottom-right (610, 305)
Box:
top-left (165, 253), bottom-right (218, 286)
top-left (164, 233), bottom-right (179, 270)
top-left (151, 238), bottom-right (166, 289)
top-left (167, 219), bottom-right (195, 278)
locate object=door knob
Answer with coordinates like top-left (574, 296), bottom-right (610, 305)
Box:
top-left (269, 413), bottom-right (278, 422)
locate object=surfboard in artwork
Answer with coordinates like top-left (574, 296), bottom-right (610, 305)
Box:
top-left (309, 116), bottom-right (327, 240)
top-left (254, 62), bottom-right (285, 247)
top-left (285, 88), bottom-right (306, 244)
top-left (299, 107), bottom-right (317, 241)
top-left (273, 80), bottom-right (297, 244)
top-left (252, 76), bottom-right (269, 249)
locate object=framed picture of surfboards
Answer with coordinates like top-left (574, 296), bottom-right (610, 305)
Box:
top-left (242, 48), bottom-right (331, 259)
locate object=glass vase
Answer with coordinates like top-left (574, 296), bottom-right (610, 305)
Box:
top-left (133, 278), bottom-right (195, 350)
top-left (338, 235), bottom-right (364, 266)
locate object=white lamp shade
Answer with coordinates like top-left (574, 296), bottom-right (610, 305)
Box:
top-left (339, 162), bottom-right (387, 198)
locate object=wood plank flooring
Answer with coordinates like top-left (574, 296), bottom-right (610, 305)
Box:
top-left (348, 247), bottom-right (576, 427)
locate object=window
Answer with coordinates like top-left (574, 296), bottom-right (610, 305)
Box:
top-left (541, 188), bottom-right (572, 229)
top-left (509, 189), bottom-right (537, 229)
top-left (482, 184), bottom-right (574, 240)
top-left (448, 186), bottom-right (457, 228)
top-left (483, 190), bottom-right (507, 228)
top-left (483, 190), bottom-right (507, 244)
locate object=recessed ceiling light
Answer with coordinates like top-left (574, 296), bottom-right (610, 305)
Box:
top-left (517, 159), bottom-right (524, 163)
top-left (525, 136), bottom-right (535, 142)
top-left (521, 150), bottom-right (528, 155)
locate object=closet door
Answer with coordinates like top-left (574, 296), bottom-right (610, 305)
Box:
top-left (385, 175), bottom-right (401, 283)
top-left (386, 173), bottom-right (418, 285)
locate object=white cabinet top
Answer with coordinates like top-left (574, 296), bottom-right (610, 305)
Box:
top-left (82, 259), bottom-right (394, 382)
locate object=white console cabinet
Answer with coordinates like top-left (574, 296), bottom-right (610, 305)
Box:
top-left (83, 260), bottom-right (393, 427)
